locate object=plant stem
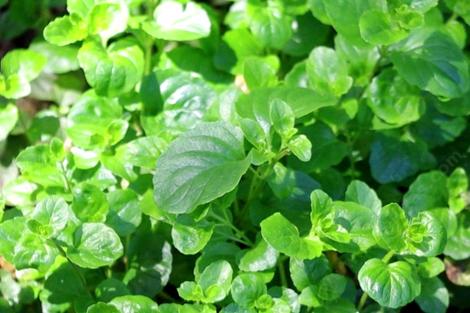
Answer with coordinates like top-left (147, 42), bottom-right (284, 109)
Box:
top-left (277, 257), bottom-right (288, 287)
top-left (59, 161), bottom-right (72, 193)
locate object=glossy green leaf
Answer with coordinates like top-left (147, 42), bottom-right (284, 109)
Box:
top-left (390, 29), bottom-right (470, 99)
top-left (345, 180), bottom-right (381, 214)
top-left (143, 0), bottom-right (211, 41)
top-left (67, 222), bottom-right (123, 269)
top-left (405, 212), bottom-right (446, 257)
top-left (43, 14), bottom-right (87, 46)
top-left (358, 259), bottom-right (421, 308)
top-left (260, 213), bottom-right (322, 259)
top-left (374, 203), bottom-right (408, 251)
top-left (359, 10), bottom-right (408, 45)
top-left (78, 38), bottom-right (144, 97)
top-left (231, 273), bottom-right (267, 308)
top-left (0, 103), bottom-right (18, 141)
top-left (153, 121), bottom-right (250, 214)
top-left (306, 47), bottom-right (353, 97)
top-left (239, 239), bottom-right (279, 272)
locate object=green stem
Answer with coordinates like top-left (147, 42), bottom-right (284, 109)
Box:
top-left (59, 161), bottom-right (72, 193)
top-left (277, 258), bottom-right (288, 287)
top-left (211, 212), bottom-right (253, 246)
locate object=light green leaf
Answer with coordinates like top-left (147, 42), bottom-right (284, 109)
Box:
top-left (358, 259), bottom-right (421, 308)
top-left (171, 217), bottom-right (213, 255)
top-left (243, 57), bottom-right (278, 90)
top-left (88, 2), bottom-right (128, 42)
top-left (374, 203), bottom-right (408, 251)
top-left (143, 0), bottom-right (211, 41)
top-left (366, 69), bottom-right (424, 128)
top-left (72, 184), bottom-right (109, 223)
top-left (78, 38), bottom-right (144, 97)
top-left (109, 295), bottom-right (159, 313)
top-left (153, 121), bottom-right (250, 214)
top-left (0, 103), bottom-right (18, 141)
top-left (261, 213), bottom-right (322, 259)
top-left (405, 212), bottom-right (446, 257)
top-left (390, 29), bottom-right (470, 99)
top-left (86, 303), bottom-right (120, 313)
top-left (28, 197), bottom-right (76, 238)
top-left (345, 180), bottom-right (381, 214)
top-left (198, 260), bottom-right (233, 303)
top-left (359, 10), bottom-right (408, 45)
top-left (67, 222), bottom-right (123, 269)
top-left (270, 99), bottom-right (295, 138)
top-left (288, 135), bottom-right (312, 162)
top-left (306, 47), bottom-right (353, 97)
top-left (247, 2), bottom-right (292, 49)
top-left (318, 0), bottom-right (384, 46)
top-left (43, 14), bottom-right (87, 46)
top-left (403, 171), bottom-right (448, 217)
top-left (231, 273), bottom-right (267, 308)
top-left (239, 239), bottom-right (279, 272)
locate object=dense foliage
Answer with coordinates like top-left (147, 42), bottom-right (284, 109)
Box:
top-left (0, 0), bottom-right (470, 312)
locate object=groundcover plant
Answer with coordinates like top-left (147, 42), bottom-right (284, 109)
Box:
top-left (0, 0), bottom-right (470, 312)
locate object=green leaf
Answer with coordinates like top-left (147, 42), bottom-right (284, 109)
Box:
top-left (316, 273), bottom-right (348, 301)
top-left (243, 57), bottom-right (278, 90)
top-left (260, 213), bottom-right (322, 259)
top-left (306, 47), bottom-right (353, 97)
top-left (358, 259), bottom-right (421, 308)
top-left (270, 99), bottom-right (295, 138)
top-left (171, 217), bottom-right (213, 255)
top-left (369, 135), bottom-right (435, 184)
top-left (289, 256), bottom-right (331, 290)
top-left (366, 69), bottom-right (424, 128)
top-left (447, 167), bottom-right (468, 213)
top-left (109, 295), bottom-right (159, 313)
top-left (444, 210), bottom-right (470, 260)
top-left (153, 121), bottom-right (250, 214)
top-left (43, 14), bottom-right (87, 46)
top-left (416, 277), bottom-right (449, 313)
top-left (287, 135), bottom-right (312, 162)
top-left (345, 180), bottom-right (381, 214)
top-left (318, 0), bottom-right (383, 46)
top-left (0, 102), bottom-right (18, 141)
top-left (78, 38), bottom-right (144, 97)
top-left (247, 1), bottom-right (292, 50)
top-left (390, 29), bottom-right (470, 99)
top-left (403, 171), bottom-right (448, 217)
top-left (88, 2), bottom-right (129, 42)
top-left (72, 184), bottom-right (109, 223)
top-left (359, 10), bottom-right (408, 45)
top-left (405, 212), bottom-right (446, 257)
top-left (198, 260), bottom-right (233, 303)
top-left (87, 303), bottom-right (120, 313)
top-left (143, 0), bottom-right (211, 41)
top-left (27, 197), bottom-right (76, 238)
top-left (16, 144), bottom-right (65, 188)
top-left (231, 273), bottom-right (267, 308)
top-left (106, 189), bottom-right (142, 236)
top-left (374, 203), bottom-right (408, 251)
top-left (0, 49), bottom-right (46, 98)
top-left (30, 42), bottom-right (80, 74)
top-left (239, 239), bottom-right (279, 272)
top-left (67, 222), bottom-right (123, 269)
